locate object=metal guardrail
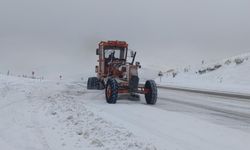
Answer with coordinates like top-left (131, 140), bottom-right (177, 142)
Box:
top-left (157, 85), bottom-right (250, 100)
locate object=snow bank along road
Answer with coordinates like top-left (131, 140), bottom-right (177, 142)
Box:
top-left (0, 76), bottom-right (250, 150)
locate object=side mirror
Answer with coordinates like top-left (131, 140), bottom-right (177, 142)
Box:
top-left (96, 48), bottom-right (99, 55)
top-left (95, 66), bottom-right (98, 73)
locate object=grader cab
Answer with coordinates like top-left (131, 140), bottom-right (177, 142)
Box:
top-left (87, 41), bottom-right (157, 104)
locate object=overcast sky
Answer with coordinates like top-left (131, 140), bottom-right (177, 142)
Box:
top-left (0, 0), bottom-right (250, 79)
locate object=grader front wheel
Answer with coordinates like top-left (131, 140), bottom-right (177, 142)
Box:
top-left (144, 80), bottom-right (157, 105)
top-left (105, 78), bottom-right (118, 104)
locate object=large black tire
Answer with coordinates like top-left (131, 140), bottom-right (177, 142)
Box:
top-left (105, 78), bottom-right (118, 104)
top-left (87, 77), bottom-right (99, 89)
top-left (87, 77), bottom-right (93, 89)
top-left (144, 80), bottom-right (157, 105)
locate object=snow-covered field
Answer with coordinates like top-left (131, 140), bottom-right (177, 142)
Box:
top-left (1, 74), bottom-right (250, 150)
top-left (156, 53), bottom-right (250, 94)
top-left (0, 75), bottom-right (156, 150)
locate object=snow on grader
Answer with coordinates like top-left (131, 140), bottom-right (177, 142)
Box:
top-left (87, 41), bottom-right (157, 104)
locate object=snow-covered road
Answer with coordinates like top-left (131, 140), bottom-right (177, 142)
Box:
top-left (1, 75), bottom-right (250, 150)
top-left (83, 88), bottom-right (250, 150)
top-left (157, 88), bottom-right (250, 131)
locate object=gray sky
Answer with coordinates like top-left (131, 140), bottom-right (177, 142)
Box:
top-left (0, 0), bottom-right (250, 79)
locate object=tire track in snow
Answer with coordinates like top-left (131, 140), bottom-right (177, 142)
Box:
top-left (30, 103), bottom-right (51, 150)
top-left (24, 84), bottom-right (52, 150)
top-left (0, 99), bottom-right (26, 110)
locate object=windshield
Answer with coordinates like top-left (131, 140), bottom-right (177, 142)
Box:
top-left (104, 49), bottom-right (126, 59)
top-left (105, 49), bottom-right (120, 59)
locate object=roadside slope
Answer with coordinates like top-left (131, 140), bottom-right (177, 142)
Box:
top-left (156, 52), bottom-right (250, 94)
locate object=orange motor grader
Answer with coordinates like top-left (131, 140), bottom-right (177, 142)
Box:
top-left (87, 41), bottom-right (157, 104)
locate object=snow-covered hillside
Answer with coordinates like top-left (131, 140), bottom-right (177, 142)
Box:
top-left (156, 52), bottom-right (250, 94)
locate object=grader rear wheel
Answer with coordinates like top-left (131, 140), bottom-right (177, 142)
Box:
top-left (87, 77), bottom-right (104, 90)
top-left (87, 77), bottom-right (98, 89)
